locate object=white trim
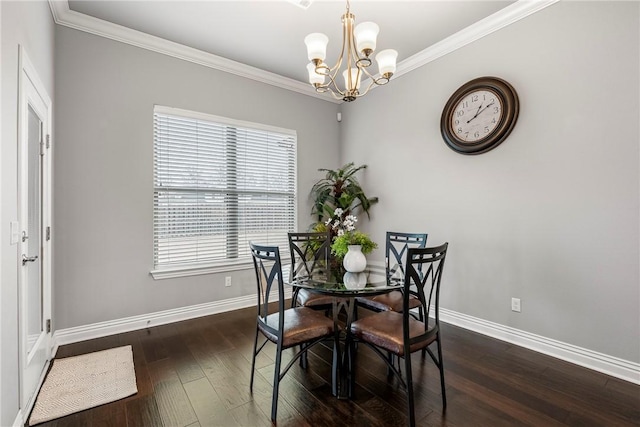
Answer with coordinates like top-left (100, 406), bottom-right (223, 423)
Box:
top-left (18, 45), bottom-right (54, 418)
top-left (48, 0), bottom-right (558, 104)
top-left (0, 2), bottom-right (3, 422)
top-left (392, 0), bottom-right (559, 81)
top-left (47, 0), bottom-right (336, 103)
top-left (12, 410), bottom-right (24, 427)
top-left (150, 260), bottom-right (254, 280)
top-left (154, 105), bottom-right (297, 137)
top-left (51, 289), bottom-right (293, 356)
top-left (49, 288), bottom-right (639, 385)
top-left (439, 307), bottom-right (640, 385)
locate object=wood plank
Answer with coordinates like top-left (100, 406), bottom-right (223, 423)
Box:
top-left (147, 358), bottom-right (198, 427)
top-left (125, 394), bottom-right (164, 427)
top-left (183, 377), bottom-right (239, 426)
top-left (47, 307), bottom-right (639, 427)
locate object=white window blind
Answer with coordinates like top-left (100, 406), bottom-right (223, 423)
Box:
top-left (153, 106), bottom-right (297, 270)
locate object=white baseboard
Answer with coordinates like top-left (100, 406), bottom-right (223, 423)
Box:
top-left (51, 290), bottom-right (639, 386)
top-left (439, 307), bottom-right (640, 385)
top-left (52, 289), bottom-right (291, 356)
top-left (12, 409), bottom-right (24, 427)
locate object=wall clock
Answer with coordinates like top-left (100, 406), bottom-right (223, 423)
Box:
top-left (440, 76), bottom-right (519, 155)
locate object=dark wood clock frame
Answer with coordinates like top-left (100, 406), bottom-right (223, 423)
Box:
top-left (440, 76), bottom-right (519, 155)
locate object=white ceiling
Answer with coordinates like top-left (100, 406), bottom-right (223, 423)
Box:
top-left (66, 0), bottom-right (516, 84)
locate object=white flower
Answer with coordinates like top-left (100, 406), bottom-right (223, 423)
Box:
top-left (337, 229), bottom-right (345, 236)
top-left (325, 218), bottom-right (332, 226)
top-left (333, 208), bottom-right (344, 217)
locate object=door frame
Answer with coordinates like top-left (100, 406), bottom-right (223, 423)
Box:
top-left (17, 45), bottom-right (53, 414)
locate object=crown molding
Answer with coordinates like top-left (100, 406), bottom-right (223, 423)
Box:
top-left (395, 0), bottom-right (559, 79)
top-left (47, 0), bottom-right (339, 103)
top-left (48, 0), bottom-right (559, 103)
top-left (362, 0), bottom-right (560, 90)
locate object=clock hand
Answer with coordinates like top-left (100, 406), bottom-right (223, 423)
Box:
top-left (466, 103), bottom-right (484, 124)
top-left (467, 101), bottom-right (495, 124)
top-left (478, 101), bottom-right (495, 115)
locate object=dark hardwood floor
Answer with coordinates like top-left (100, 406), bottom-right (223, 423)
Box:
top-left (38, 304), bottom-right (639, 426)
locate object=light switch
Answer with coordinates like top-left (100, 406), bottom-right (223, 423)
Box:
top-left (10, 221), bottom-right (20, 245)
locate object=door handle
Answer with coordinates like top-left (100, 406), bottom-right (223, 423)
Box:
top-left (22, 255), bottom-right (38, 265)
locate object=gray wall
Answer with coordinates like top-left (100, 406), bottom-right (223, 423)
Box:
top-left (1, 1), bottom-right (55, 425)
top-left (340, 1), bottom-right (639, 362)
top-left (54, 27), bottom-right (340, 330)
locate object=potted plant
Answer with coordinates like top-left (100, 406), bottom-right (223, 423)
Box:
top-left (310, 162), bottom-right (378, 224)
top-left (331, 230), bottom-right (378, 259)
top-left (331, 230), bottom-right (378, 273)
top-left (309, 163), bottom-right (379, 270)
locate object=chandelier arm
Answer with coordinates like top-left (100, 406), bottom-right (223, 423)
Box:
top-left (305, 0), bottom-right (395, 101)
top-left (313, 62), bottom-right (345, 96)
top-left (356, 65), bottom-right (391, 86)
top-left (371, 74), bottom-right (391, 86)
top-left (324, 71), bottom-right (347, 97)
top-left (359, 66), bottom-right (377, 80)
top-left (328, 89), bottom-right (346, 101)
top-left (355, 79), bottom-right (378, 98)
top-left (347, 19), bottom-right (357, 91)
top-left (324, 4), bottom-right (352, 78)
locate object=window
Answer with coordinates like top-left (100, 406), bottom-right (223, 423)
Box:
top-left (152, 106), bottom-right (297, 276)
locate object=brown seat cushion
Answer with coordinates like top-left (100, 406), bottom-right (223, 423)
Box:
top-left (350, 311), bottom-right (437, 356)
top-left (356, 290), bottom-right (421, 312)
top-left (296, 288), bottom-right (334, 308)
top-left (259, 307), bottom-right (334, 348)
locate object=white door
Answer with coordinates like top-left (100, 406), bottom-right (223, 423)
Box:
top-left (18, 47), bottom-right (52, 413)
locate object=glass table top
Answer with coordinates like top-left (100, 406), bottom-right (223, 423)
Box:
top-left (283, 264), bottom-right (403, 296)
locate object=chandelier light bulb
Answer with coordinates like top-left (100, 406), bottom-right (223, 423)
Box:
top-left (304, 33), bottom-right (329, 62)
top-left (354, 22), bottom-right (379, 56)
top-left (375, 49), bottom-right (398, 77)
top-left (342, 68), bottom-right (362, 91)
top-left (307, 63), bottom-right (325, 85)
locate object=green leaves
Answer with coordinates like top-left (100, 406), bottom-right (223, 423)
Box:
top-left (310, 162), bottom-right (379, 222)
top-left (331, 231), bottom-right (378, 258)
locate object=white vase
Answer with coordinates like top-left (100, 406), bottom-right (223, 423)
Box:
top-left (343, 244), bottom-right (367, 273)
top-left (343, 272), bottom-right (367, 290)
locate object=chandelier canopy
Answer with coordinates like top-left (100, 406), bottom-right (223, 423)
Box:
top-left (304, 0), bottom-right (398, 102)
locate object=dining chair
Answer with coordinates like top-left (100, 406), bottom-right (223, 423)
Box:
top-left (288, 231), bottom-right (334, 310)
top-left (356, 232), bottom-right (428, 314)
top-left (249, 242), bottom-right (335, 423)
top-left (288, 231), bottom-right (335, 369)
top-left (349, 243), bottom-right (449, 427)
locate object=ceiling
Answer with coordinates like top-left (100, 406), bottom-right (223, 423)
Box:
top-left (66, 0), bottom-right (516, 85)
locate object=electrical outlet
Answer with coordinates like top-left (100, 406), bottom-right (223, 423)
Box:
top-left (225, 276), bottom-right (232, 287)
top-left (511, 297), bottom-right (521, 313)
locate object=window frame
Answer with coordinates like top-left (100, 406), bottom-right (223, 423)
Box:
top-left (150, 106), bottom-right (297, 279)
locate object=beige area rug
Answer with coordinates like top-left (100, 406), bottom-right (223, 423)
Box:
top-left (29, 345), bottom-right (138, 425)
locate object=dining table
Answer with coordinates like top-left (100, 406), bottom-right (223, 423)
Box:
top-left (283, 263), bottom-right (403, 399)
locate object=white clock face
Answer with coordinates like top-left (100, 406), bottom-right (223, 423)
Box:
top-left (450, 89), bottom-right (503, 143)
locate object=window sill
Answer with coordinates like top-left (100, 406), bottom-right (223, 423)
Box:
top-left (150, 261), bottom-right (254, 280)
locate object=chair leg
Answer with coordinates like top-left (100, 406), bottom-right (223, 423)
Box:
top-left (299, 343), bottom-right (308, 369)
top-left (271, 341), bottom-right (284, 423)
top-left (386, 352), bottom-right (395, 378)
top-left (419, 307), bottom-right (427, 358)
top-left (436, 335), bottom-right (447, 409)
top-left (347, 336), bottom-right (356, 398)
top-left (404, 353), bottom-right (416, 427)
top-left (250, 325), bottom-right (259, 391)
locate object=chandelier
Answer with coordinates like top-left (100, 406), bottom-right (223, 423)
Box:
top-left (304, 0), bottom-right (398, 102)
